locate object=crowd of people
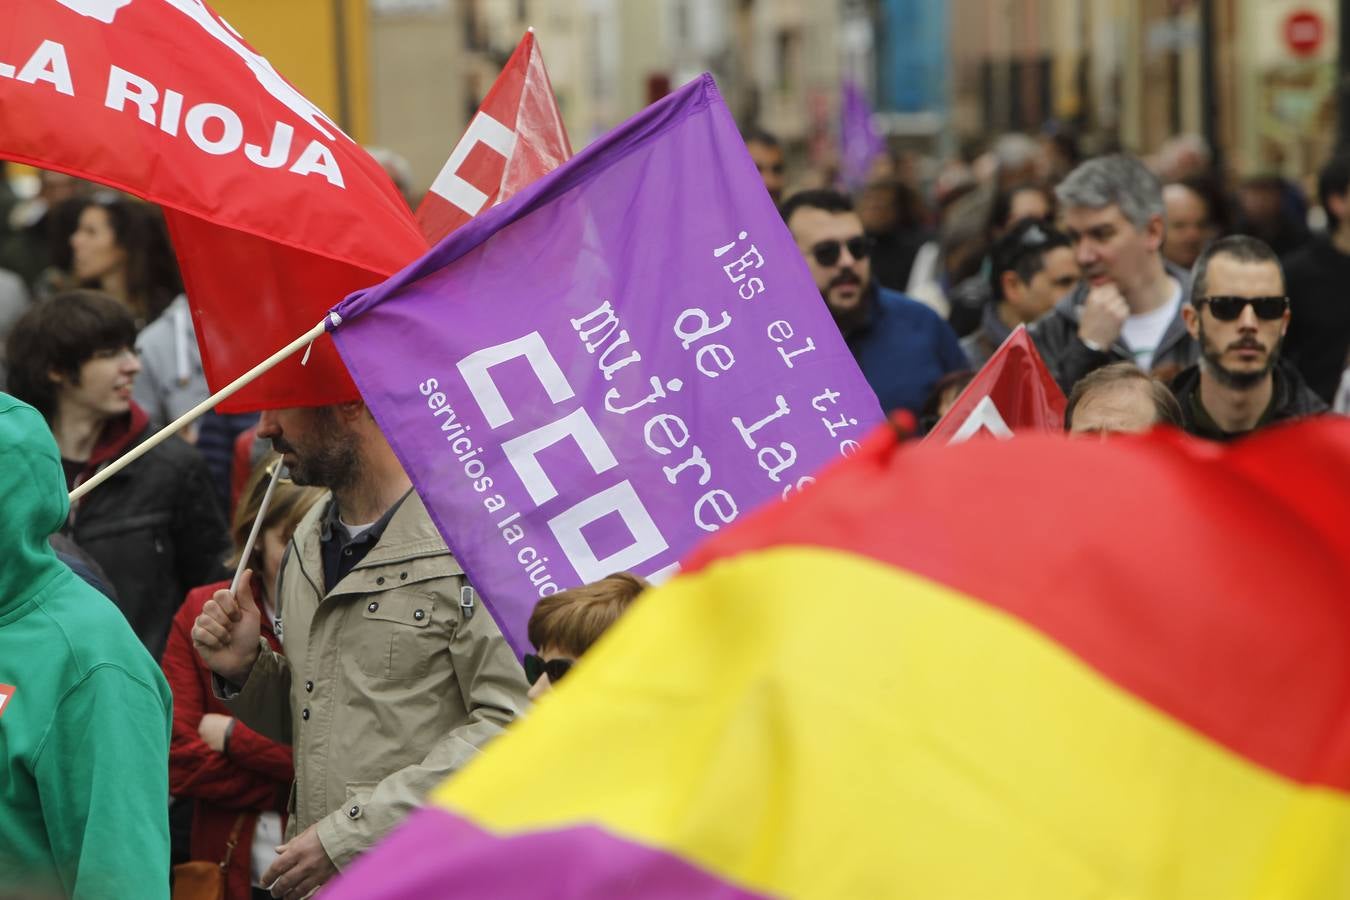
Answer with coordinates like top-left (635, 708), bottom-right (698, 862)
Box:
top-left (1, 118), bottom-right (1348, 897)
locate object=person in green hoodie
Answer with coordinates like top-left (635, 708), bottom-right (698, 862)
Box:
top-left (0, 391), bottom-right (172, 900)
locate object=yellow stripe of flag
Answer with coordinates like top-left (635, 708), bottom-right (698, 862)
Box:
top-left (435, 547), bottom-right (1350, 899)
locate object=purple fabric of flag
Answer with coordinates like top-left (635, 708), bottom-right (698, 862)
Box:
top-left (840, 80), bottom-right (884, 190)
top-left (328, 75), bottom-right (882, 657)
top-left (323, 807), bottom-right (771, 900)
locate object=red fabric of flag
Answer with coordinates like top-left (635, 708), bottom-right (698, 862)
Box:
top-left (926, 325), bottom-right (1066, 443)
top-left (416, 30), bottom-right (572, 245)
top-left (1, 0), bottom-right (428, 410)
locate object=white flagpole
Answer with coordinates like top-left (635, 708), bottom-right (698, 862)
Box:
top-left (229, 459), bottom-right (286, 595)
top-left (68, 314), bottom-right (338, 504)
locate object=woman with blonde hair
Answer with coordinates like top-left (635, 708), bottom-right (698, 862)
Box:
top-left (160, 456), bottom-right (325, 899)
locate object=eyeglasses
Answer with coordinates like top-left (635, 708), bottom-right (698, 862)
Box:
top-left (810, 236), bottom-right (873, 267)
top-left (1196, 296), bottom-right (1288, 321)
top-left (523, 654), bottom-right (573, 686)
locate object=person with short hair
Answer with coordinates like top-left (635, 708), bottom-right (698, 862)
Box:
top-left (525, 572), bottom-right (649, 700)
top-left (962, 219), bottom-right (1079, 368)
top-left (1282, 153), bottom-right (1350, 403)
top-left (1032, 154), bottom-right (1199, 393)
top-left (5, 290), bottom-right (230, 657)
top-left (0, 391), bottom-right (172, 899)
top-left (1064, 362), bottom-right (1182, 435)
top-left (782, 188), bottom-right (967, 415)
top-left (1170, 236), bottom-right (1328, 441)
top-left (743, 128), bottom-right (786, 206)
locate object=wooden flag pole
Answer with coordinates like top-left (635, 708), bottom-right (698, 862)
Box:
top-left (68, 314), bottom-right (339, 504)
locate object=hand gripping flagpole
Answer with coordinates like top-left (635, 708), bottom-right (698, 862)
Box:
top-left (68, 313), bottom-right (342, 504)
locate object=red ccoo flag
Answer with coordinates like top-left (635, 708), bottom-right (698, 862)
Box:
top-left (416, 29), bottom-right (572, 244)
top-left (926, 325), bottom-right (1066, 443)
top-left (1, 0), bottom-right (428, 411)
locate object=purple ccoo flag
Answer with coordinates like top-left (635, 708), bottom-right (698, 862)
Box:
top-left (840, 79), bottom-right (885, 190)
top-left (326, 74), bottom-right (882, 658)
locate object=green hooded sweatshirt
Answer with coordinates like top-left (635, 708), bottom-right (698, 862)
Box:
top-left (0, 393), bottom-right (172, 899)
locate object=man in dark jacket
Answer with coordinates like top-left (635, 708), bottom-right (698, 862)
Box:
top-left (1282, 153), bottom-right (1350, 403)
top-left (783, 189), bottom-right (967, 415)
top-left (5, 290), bottom-right (230, 657)
top-left (961, 219), bottom-right (1079, 369)
top-left (1170, 236), bottom-right (1328, 441)
top-left (1032, 154), bottom-right (1198, 394)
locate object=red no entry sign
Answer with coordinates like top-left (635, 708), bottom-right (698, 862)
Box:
top-left (1285, 10), bottom-right (1325, 57)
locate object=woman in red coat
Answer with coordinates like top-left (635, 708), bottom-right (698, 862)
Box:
top-left (161, 456), bottom-right (324, 899)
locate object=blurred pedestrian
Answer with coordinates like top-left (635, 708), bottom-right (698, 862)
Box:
top-left (857, 177), bottom-right (930, 292)
top-left (1283, 153), bottom-right (1350, 403)
top-left (945, 182), bottom-right (1055, 337)
top-left (162, 456), bottom-right (324, 900)
top-left (0, 392), bottom-right (171, 900)
top-left (1162, 179), bottom-right (1221, 270)
top-left (5, 290), bottom-right (230, 657)
top-left (1235, 174), bottom-right (1309, 259)
top-left (962, 220), bottom-right (1079, 369)
top-left (783, 189), bottom-right (967, 415)
top-left (192, 400), bottom-right (529, 898)
top-left (1064, 362), bottom-right (1181, 435)
top-left (68, 192), bottom-right (182, 329)
top-left (1032, 154), bottom-right (1198, 393)
top-left (744, 128), bottom-right (786, 207)
top-left (525, 572), bottom-right (648, 700)
top-left (1171, 236), bottom-right (1326, 440)
top-left (0, 168), bottom-right (92, 291)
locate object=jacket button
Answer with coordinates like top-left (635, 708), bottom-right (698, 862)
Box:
top-left (301, 708), bottom-right (310, 721)
top-left (343, 547), bottom-right (353, 556)
top-left (305, 680), bottom-right (314, 693)
top-left (399, 572), bottom-right (408, 580)
top-left (413, 609), bottom-right (425, 621)
top-left (376, 576), bottom-right (385, 585)
top-left (348, 805), bottom-right (360, 819)
top-left (367, 601), bottom-right (379, 613)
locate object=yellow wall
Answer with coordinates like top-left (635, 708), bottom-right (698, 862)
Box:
top-left (209, 0), bottom-right (371, 142)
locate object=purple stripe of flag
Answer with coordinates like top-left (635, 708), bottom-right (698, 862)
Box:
top-left (323, 806), bottom-right (772, 899)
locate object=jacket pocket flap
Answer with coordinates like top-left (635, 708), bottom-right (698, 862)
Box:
top-left (360, 594), bottom-right (434, 628)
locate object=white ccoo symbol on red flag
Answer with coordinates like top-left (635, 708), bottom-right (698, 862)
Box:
top-left (417, 29), bottom-right (572, 244)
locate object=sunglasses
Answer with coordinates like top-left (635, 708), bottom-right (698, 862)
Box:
top-left (1196, 296), bottom-right (1288, 321)
top-left (810, 236), bottom-right (872, 267)
top-left (523, 654), bottom-right (573, 686)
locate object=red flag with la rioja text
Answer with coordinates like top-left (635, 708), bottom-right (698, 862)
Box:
top-left (0, 0), bottom-right (429, 410)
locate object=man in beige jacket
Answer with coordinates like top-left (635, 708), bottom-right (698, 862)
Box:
top-left (192, 401), bottom-right (529, 899)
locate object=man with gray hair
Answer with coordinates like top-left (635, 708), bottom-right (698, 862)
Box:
top-left (1032, 154), bottom-right (1198, 393)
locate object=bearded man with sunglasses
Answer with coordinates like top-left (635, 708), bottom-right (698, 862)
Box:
top-left (1170, 236), bottom-right (1327, 441)
top-left (782, 189), bottom-right (967, 416)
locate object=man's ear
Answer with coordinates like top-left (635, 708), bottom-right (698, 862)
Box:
top-left (48, 368), bottom-right (68, 387)
top-left (1145, 213), bottom-right (1166, 252)
top-left (999, 270), bottom-right (1023, 304)
top-left (1182, 303), bottom-right (1200, 340)
top-left (335, 400), bottom-right (368, 425)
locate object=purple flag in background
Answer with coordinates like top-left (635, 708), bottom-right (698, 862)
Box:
top-left (327, 75), bottom-right (882, 657)
top-left (840, 79), bottom-right (885, 190)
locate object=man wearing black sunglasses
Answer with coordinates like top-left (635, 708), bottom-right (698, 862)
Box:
top-left (1170, 236), bottom-right (1328, 441)
top-left (782, 189), bottom-right (967, 416)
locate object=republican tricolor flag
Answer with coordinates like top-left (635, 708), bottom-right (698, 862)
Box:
top-left (326, 419), bottom-right (1350, 898)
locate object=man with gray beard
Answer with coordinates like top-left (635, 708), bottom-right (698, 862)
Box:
top-left (1169, 236), bottom-right (1328, 441)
